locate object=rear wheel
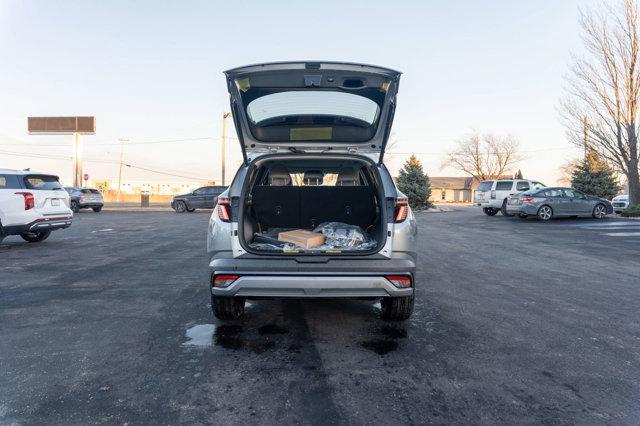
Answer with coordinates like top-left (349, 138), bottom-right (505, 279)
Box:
top-left (70, 200), bottom-right (80, 213)
top-left (501, 199), bottom-right (514, 216)
top-left (20, 230), bottom-right (51, 243)
top-left (592, 203), bottom-right (607, 219)
top-left (92, 206), bottom-right (102, 212)
top-left (381, 295), bottom-right (414, 321)
top-left (174, 201), bottom-right (187, 213)
top-left (186, 207), bottom-right (196, 212)
top-left (212, 295), bottom-right (245, 320)
top-left (537, 205), bottom-right (553, 221)
top-left (483, 207), bottom-right (498, 216)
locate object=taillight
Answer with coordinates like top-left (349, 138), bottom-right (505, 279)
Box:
top-left (15, 192), bottom-right (35, 210)
top-left (385, 275), bottom-right (412, 288)
top-left (394, 199), bottom-right (409, 223)
top-left (213, 274), bottom-right (239, 288)
top-left (217, 196), bottom-right (231, 222)
top-left (522, 195), bottom-right (534, 202)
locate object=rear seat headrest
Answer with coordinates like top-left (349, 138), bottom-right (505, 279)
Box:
top-left (269, 165), bottom-right (292, 186)
top-left (303, 170), bottom-right (324, 186)
top-left (336, 167), bottom-right (359, 186)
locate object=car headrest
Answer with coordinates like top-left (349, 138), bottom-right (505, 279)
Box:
top-left (336, 167), bottom-right (359, 186)
top-left (303, 170), bottom-right (324, 186)
top-left (269, 165), bottom-right (292, 186)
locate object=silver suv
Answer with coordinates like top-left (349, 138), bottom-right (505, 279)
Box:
top-left (206, 61), bottom-right (418, 321)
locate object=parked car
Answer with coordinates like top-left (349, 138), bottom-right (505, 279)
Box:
top-left (475, 179), bottom-right (546, 216)
top-left (505, 187), bottom-right (613, 220)
top-left (64, 187), bottom-right (104, 212)
top-left (0, 169), bottom-right (73, 244)
top-left (611, 194), bottom-right (629, 214)
top-left (171, 186), bottom-right (226, 213)
top-left (206, 61), bottom-right (418, 321)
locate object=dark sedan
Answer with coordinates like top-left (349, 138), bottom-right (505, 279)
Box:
top-left (64, 187), bottom-right (104, 213)
top-left (171, 186), bottom-right (226, 213)
top-left (506, 187), bottom-right (614, 221)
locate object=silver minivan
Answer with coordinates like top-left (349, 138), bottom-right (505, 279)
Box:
top-left (206, 61), bottom-right (418, 321)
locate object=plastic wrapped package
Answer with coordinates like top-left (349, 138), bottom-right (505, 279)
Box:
top-left (313, 222), bottom-right (374, 249)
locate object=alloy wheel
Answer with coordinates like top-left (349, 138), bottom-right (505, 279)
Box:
top-left (594, 204), bottom-right (607, 219)
top-left (538, 206), bottom-right (552, 221)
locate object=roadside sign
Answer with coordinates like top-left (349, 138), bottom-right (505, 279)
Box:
top-left (28, 116), bottom-right (96, 134)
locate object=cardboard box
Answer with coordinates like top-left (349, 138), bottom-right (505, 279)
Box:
top-left (278, 229), bottom-right (326, 248)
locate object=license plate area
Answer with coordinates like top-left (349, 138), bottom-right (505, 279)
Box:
top-left (51, 199), bottom-right (60, 206)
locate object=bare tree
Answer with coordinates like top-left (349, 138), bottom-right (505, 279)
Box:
top-left (560, 0), bottom-right (640, 205)
top-left (443, 133), bottom-right (522, 181)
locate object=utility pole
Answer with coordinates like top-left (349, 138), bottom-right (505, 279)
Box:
top-left (221, 112), bottom-right (232, 186)
top-left (116, 138), bottom-right (128, 202)
top-left (73, 130), bottom-right (83, 187)
top-left (583, 116), bottom-right (589, 159)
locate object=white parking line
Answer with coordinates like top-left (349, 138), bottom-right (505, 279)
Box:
top-left (603, 232), bottom-right (640, 237)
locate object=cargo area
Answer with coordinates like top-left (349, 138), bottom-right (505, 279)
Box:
top-left (239, 157), bottom-right (386, 254)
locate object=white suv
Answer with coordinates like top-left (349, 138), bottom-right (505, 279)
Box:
top-left (0, 169), bottom-right (73, 244)
top-left (474, 179), bottom-right (546, 216)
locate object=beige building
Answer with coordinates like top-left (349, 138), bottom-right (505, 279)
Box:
top-left (429, 177), bottom-right (479, 203)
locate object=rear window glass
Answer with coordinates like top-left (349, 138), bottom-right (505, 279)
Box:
top-left (247, 91), bottom-right (379, 125)
top-left (0, 174), bottom-right (22, 189)
top-left (80, 189), bottom-right (100, 194)
top-left (23, 175), bottom-right (63, 190)
top-left (516, 181), bottom-right (530, 191)
top-left (477, 181), bottom-right (493, 191)
top-left (495, 181), bottom-right (513, 190)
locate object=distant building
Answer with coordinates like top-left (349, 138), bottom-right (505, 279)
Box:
top-left (429, 176), bottom-right (479, 203)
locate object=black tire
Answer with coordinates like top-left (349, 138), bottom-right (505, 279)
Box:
top-left (212, 296), bottom-right (245, 320)
top-left (186, 207), bottom-right (196, 212)
top-left (592, 203), bottom-right (607, 219)
top-left (537, 205), bottom-right (553, 221)
top-left (174, 200), bottom-right (187, 213)
top-left (518, 213), bottom-right (528, 219)
top-left (70, 200), bottom-right (80, 213)
top-left (92, 206), bottom-right (103, 213)
top-left (20, 230), bottom-right (51, 243)
top-left (381, 295), bottom-right (414, 321)
top-left (501, 199), bottom-right (514, 216)
top-left (483, 207), bottom-right (499, 216)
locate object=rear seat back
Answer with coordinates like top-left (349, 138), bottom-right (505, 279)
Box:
top-left (299, 186), bottom-right (376, 229)
top-left (252, 186), bottom-right (301, 228)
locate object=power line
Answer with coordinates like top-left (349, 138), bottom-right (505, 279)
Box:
top-left (0, 135), bottom-right (239, 147)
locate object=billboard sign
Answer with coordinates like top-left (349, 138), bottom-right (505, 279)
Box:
top-left (28, 116), bottom-right (96, 134)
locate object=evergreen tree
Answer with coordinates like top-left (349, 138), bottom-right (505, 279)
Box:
top-left (396, 154), bottom-right (432, 209)
top-left (514, 169), bottom-right (523, 179)
top-left (570, 150), bottom-right (619, 199)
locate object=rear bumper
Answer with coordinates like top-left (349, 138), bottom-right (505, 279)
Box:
top-left (79, 202), bottom-right (103, 208)
top-left (3, 216), bottom-right (72, 236)
top-left (211, 275), bottom-right (413, 298)
top-left (209, 252), bottom-right (416, 298)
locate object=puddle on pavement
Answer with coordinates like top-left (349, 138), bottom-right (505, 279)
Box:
top-left (182, 323), bottom-right (283, 353)
top-left (183, 324), bottom-right (216, 347)
top-left (361, 325), bottom-right (408, 355)
top-left (258, 324), bottom-right (289, 335)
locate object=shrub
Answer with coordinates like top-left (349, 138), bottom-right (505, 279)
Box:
top-left (620, 204), bottom-right (640, 217)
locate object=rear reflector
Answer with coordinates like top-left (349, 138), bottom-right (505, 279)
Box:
top-left (394, 199), bottom-right (409, 223)
top-left (15, 192), bottom-right (34, 210)
top-left (213, 274), bottom-right (239, 288)
top-left (385, 275), bottom-right (412, 288)
top-left (217, 196), bottom-right (231, 222)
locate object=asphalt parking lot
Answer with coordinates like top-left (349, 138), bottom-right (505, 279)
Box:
top-left (1, 207), bottom-right (639, 424)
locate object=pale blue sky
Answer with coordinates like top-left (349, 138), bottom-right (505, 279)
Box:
top-left (0, 0), bottom-right (599, 184)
